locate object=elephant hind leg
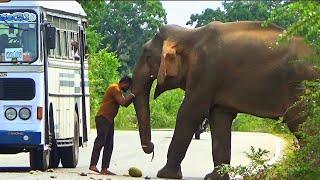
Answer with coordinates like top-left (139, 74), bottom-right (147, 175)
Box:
top-left (283, 100), bottom-right (307, 133)
top-left (205, 108), bottom-right (237, 180)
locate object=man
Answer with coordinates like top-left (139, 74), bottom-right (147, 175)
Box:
top-left (89, 76), bottom-right (135, 175)
top-left (0, 34), bottom-right (8, 54)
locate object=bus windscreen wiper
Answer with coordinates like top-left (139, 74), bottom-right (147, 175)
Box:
top-left (0, 17), bottom-right (28, 31)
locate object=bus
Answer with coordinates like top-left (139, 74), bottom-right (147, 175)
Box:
top-left (0, 1), bottom-right (90, 171)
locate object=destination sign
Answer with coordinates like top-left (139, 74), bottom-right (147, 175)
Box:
top-left (0, 12), bottom-right (37, 22)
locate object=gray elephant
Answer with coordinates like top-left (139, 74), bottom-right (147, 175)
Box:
top-left (131, 21), bottom-right (319, 179)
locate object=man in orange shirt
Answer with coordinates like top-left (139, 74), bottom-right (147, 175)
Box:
top-left (89, 76), bottom-right (135, 175)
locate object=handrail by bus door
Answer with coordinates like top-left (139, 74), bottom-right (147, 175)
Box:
top-left (79, 26), bottom-right (88, 143)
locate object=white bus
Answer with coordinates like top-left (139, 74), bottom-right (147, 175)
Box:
top-left (0, 1), bottom-right (90, 171)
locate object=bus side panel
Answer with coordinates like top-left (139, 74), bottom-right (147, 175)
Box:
top-left (48, 65), bottom-right (78, 140)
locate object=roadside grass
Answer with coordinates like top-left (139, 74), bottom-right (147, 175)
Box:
top-left (232, 114), bottom-right (290, 135)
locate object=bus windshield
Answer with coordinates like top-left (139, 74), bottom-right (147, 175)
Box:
top-left (0, 11), bottom-right (38, 63)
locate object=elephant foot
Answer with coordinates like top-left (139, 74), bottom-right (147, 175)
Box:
top-left (157, 164), bottom-right (182, 179)
top-left (204, 170), bottom-right (229, 180)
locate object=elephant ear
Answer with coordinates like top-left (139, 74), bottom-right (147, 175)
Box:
top-left (157, 40), bottom-right (182, 85)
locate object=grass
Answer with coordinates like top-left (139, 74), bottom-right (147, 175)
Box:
top-left (232, 114), bottom-right (290, 135)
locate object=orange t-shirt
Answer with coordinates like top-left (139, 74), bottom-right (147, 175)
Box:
top-left (96, 83), bottom-right (123, 122)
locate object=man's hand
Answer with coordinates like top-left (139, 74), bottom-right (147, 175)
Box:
top-left (115, 92), bottom-right (135, 107)
top-left (129, 93), bottom-right (136, 98)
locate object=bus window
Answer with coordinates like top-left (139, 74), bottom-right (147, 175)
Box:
top-left (55, 30), bottom-right (61, 57)
top-left (61, 31), bottom-right (67, 58)
top-left (49, 48), bottom-right (54, 57)
top-left (53, 16), bottom-right (59, 28)
top-left (71, 41), bottom-right (79, 61)
top-left (67, 31), bottom-right (73, 59)
top-left (22, 28), bottom-right (36, 58)
top-left (60, 18), bottom-right (66, 29)
top-left (0, 11), bottom-right (38, 63)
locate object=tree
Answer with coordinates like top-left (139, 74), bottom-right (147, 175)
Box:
top-left (79, 1), bottom-right (166, 74)
top-left (187, 1), bottom-right (285, 28)
top-left (264, 1), bottom-right (320, 179)
top-left (96, 1), bottom-right (167, 74)
top-left (77, 0), bottom-right (106, 31)
top-left (88, 49), bottom-right (121, 126)
top-left (266, 1), bottom-right (320, 53)
top-left (77, 0), bottom-right (106, 53)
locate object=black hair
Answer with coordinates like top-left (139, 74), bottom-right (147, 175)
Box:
top-left (119, 75), bottom-right (133, 85)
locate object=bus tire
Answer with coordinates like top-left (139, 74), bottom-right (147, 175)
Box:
top-left (30, 149), bottom-right (50, 171)
top-left (60, 112), bottom-right (79, 168)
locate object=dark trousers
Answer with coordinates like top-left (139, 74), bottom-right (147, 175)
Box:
top-left (90, 116), bottom-right (114, 169)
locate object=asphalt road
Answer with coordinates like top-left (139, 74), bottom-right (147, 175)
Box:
top-left (0, 130), bottom-right (284, 180)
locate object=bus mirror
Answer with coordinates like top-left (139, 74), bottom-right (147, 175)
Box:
top-left (46, 26), bottom-right (56, 50)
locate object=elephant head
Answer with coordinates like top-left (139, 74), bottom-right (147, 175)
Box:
top-left (131, 25), bottom-right (190, 154)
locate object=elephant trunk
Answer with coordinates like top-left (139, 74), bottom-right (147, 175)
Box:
top-left (132, 81), bottom-right (154, 154)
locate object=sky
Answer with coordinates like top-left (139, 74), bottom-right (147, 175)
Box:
top-left (161, 1), bottom-right (223, 28)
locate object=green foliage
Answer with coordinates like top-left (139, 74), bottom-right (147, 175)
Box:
top-left (80, 0), bottom-right (174, 129)
top-left (88, 49), bottom-right (120, 127)
top-left (265, 80), bottom-right (320, 179)
top-left (81, 0), bottom-right (167, 75)
top-left (263, 1), bottom-right (320, 178)
top-left (149, 82), bottom-right (184, 128)
top-left (217, 146), bottom-right (270, 180)
top-left (114, 105), bottom-right (137, 130)
top-left (77, 0), bottom-right (106, 31)
top-left (114, 82), bottom-right (184, 129)
top-left (265, 1), bottom-right (320, 52)
top-left (233, 114), bottom-right (290, 134)
top-left (86, 27), bottom-right (102, 54)
top-left (77, 0), bottom-right (105, 53)
top-left (187, 1), bottom-right (284, 27)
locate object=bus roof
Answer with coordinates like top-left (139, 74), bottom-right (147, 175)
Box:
top-left (0, 0), bottom-right (87, 17)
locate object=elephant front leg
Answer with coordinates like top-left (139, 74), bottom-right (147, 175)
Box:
top-left (157, 96), bottom-right (210, 179)
top-left (205, 108), bottom-right (236, 180)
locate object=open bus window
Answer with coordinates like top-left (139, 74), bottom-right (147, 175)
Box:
top-left (0, 11), bottom-right (38, 63)
top-left (71, 41), bottom-right (80, 60)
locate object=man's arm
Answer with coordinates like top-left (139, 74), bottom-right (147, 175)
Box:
top-left (114, 91), bottom-right (135, 107)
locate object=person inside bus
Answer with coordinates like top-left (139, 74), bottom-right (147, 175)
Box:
top-left (71, 41), bottom-right (80, 60)
top-left (22, 29), bottom-right (36, 61)
top-left (0, 34), bottom-right (8, 54)
top-left (89, 76), bottom-right (135, 175)
top-left (71, 40), bottom-right (89, 59)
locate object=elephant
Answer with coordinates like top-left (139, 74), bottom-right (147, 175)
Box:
top-left (131, 21), bottom-right (319, 179)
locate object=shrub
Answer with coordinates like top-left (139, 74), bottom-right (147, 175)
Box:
top-left (232, 114), bottom-right (290, 135)
top-left (265, 80), bottom-right (320, 179)
top-left (88, 49), bottom-right (120, 127)
top-left (217, 146), bottom-right (270, 180)
top-left (114, 82), bottom-right (184, 129)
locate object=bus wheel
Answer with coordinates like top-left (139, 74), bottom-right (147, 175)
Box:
top-left (60, 113), bottom-right (79, 168)
top-left (30, 149), bottom-right (50, 171)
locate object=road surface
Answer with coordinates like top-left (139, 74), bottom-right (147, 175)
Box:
top-left (0, 130), bottom-right (284, 179)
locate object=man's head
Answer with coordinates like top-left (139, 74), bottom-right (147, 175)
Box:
top-left (119, 76), bottom-right (133, 92)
